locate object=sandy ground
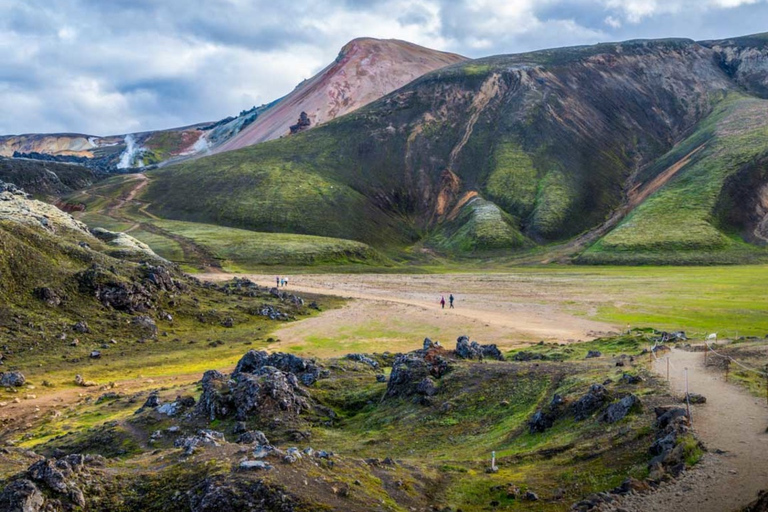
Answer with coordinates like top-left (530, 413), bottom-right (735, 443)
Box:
top-left (200, 273), bottom-right (619, 353)
top-left (615, 348), bottom-right (768, 512)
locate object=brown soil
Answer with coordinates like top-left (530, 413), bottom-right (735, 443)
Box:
top-left (199, 272), bottom-right (619, 348)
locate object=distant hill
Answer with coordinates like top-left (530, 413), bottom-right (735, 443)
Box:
top-left (143, 33), bottom-right (768, 264)
top-left (0, 38), bottom-right (465, 171)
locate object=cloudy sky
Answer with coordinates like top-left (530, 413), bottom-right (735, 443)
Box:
top-left (2, 0), bottom-right (766, 135)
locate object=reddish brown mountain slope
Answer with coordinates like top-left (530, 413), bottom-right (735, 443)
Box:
top-left (212, 38), bottom-right (466, 152)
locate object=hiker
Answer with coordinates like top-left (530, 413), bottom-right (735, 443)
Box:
top-left (276, 276), bottom-right (280, 288)
top-left (440, 296), bottom-right (446, 309)
top-left (449, 294), bottom-right (455, 309)
top-left (284, 277), bottom-right (289, 287)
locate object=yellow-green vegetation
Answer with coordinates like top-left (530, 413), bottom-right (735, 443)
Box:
top-left (431, 198), bottom-right (528, 252)
top-left (150, 220), bottom-right (382, 268)
top-left (582, 94), bottom-right (768, 264)
top-left (485, 141), bottom-right (538, 218)
top-left (530, 170), bottom-right (575, 238)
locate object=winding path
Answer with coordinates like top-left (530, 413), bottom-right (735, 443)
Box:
top-left (618, 348), bottom-right (768, 512)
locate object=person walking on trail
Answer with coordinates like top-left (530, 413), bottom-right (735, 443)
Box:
top-left (276, 276), bottom-right (280, 288)
top-left (440, 296), bottom-right (446, 309)
top-left (284, 277), bottom-right (289, 287)
top-left (449, 294), bottom-right (454, 309)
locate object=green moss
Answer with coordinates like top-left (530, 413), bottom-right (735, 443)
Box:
top-left (485, 142), bottom-right (538, 218)
top-left (530, 170), bottom-right (574, 237)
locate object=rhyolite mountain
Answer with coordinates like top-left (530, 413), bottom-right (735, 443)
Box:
top-left (0, 38), bottom-right (465, 171)
top-left (142, 32), bottom-right (768, 263)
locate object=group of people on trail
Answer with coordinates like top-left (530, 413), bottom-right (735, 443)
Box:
top-left (276, 276), bottom-right (289, 288)
top-left (440, 294), bottom-right (455, 309)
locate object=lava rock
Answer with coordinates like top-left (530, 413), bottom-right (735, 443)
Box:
top-left (34, 287), bottom-right (63, 307)
top-left (345, 353), bottom-right (379, 369)
top-left (571, 384), bottom-right (610, 420)
top-left (233, 350), bottom-right (326, 386)
top-left (0, 371), bottom-right (26, 387)
top-left (236, 430), bottom-right (270, 445)
top-left (619, 373), bottom-right (644, 385)
top-left (585, 350), bottom-right (602, 359)
top-left (0, 479), bottom-right (44, 512)
top-left (600, 394), bottom-right (640, 423)
top-left (131, 315), bottom-right (158, 338)
top-left (455, 336), bottom-right (504, 360)
top-left (72, 321), bottom-right (90, 334)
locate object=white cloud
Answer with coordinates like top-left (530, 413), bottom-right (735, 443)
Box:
top-left (0, 0), bottom-right (767, 134)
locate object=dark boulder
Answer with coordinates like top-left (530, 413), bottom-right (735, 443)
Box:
top-left (33, 287), bottom-right (63, 307)
top-left (236, 430), bottom-right (270, 445)
top-left (195, 370), bottom-right (232, 421)
top-left (619, 373), bottom-right (644, 384)
top-left (685, 393), bottom-right (707, 404)
top-left (345, 353), bottom-right (379, 369)
top-left (600, 394), bottom-right (640, 423)
top-left (0, 371), bottom-right (26, 387)
top-left (571, 384), bottom-right (610, 421)
top-left (385, 351), bottom-right (452, 400)
top-left (0, 479), bottom-right (44, 512)
top-left (233, 350), bottom-right (325, 386)
top-left (416, 377), bottom-right (438, 396)
top-left (585, 350), bottom-right (602, 359)
top-left (230, 367), bottom-right (310, 421)
top-left (455, 336), bottom-right (504, 360)
top-left (528, 394), bottom-right (566, 433)
top-left (72, 321), bottom-right (89, 334)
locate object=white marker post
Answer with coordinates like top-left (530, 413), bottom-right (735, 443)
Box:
top-left (684, 367), bottom-right (693, 430)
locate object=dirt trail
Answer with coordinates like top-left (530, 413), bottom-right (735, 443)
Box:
top-left (618, 348), bottom-right (768, 512)
top-left (108, 173), bottom-right (148, 216)
top-left (199, 273), bottom-right (617, 345)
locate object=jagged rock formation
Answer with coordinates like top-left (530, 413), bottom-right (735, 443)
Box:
top-left (288, 112), bottom-right (311, 134)
top-left (0, 454), bottom-right (106, 511)
top-left (195, 351), bottom-right (318, 423)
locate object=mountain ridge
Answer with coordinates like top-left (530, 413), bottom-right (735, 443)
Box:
top-left (0, 38), bottom-right (466, 170)
top-left (139, 32), bottom-right (768, 264)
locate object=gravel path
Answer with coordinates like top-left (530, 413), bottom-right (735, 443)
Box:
top-left (615, 348), bottom-right (768, 512)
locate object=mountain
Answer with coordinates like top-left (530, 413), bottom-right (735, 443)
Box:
top-left (212, 38), bottom-right (466, 153)
top-left (0, 38), bottom-right (465, 171)
top-left (142, 34), bottom-right (768, 263)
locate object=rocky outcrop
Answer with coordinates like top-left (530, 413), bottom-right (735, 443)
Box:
top-left (288, 112), bottom-right (311, 134)
top-left (385, 344), bottom-right (452, 403)
top-left (233, 350), bottom-right (326, 386)
top-left (455, 336), bottom-right (504, 360)
top-left (187, 475), bottom-right (303, 512)
top-left (648, 406), bottom-right (701, 480)
top-left (0, 454), bottom-right (106, 512)
top-left (76, 265), bottom-right (154, 313)
top-left (571, 384), bottom-right (611, 421)
top-left (195, 352), bottom-right (317, 423)
top-left (230, 367), bottom-right (310, 421)
top-left (195, 370), bottom-right (232, 421)
top-left (344, 353), bottom-right (379, 369)
top-left (528, 394), bottom-right (566, 433)
top-left (600, 394), bottom-right (640, 423)
top-left (0, 371), bottom-right (26, 387)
